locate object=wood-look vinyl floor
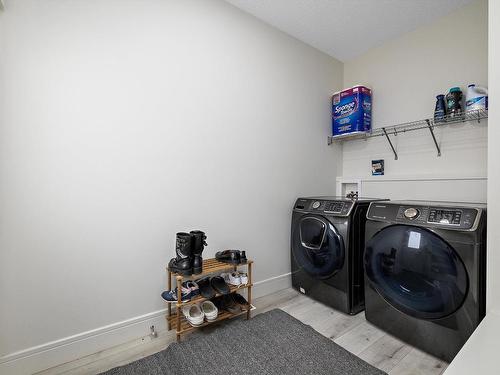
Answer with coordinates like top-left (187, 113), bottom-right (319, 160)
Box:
top-left (38, 288), bottom-right (448, 375)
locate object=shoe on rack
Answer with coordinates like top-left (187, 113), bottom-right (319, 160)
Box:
top-left (215, 250), bottom-right (242, 265)
top-left (190, 230), bottom-right (207, 275)
top-left (232, 293), bottom-right (251, 311)
top-left (200, 301), bottom-right (218, 321)
top-left (168, 232), bottom-right (193, 276)
top-left (211, 295), bottom-right (223, 311)
top-left (212, 294), bottom-right (241, 314)
top-left (197, 277), bottom-right (216, 299)
top-left (182, 304), bottom-right (205, 326)
top-left (161, 283), bottom-right (191, 303)
top-left (223, 294), bottom-right (242, 314)
top-left (185, 280), bottom-right (200, 298)
top-left (236, 272), bottom-right (248, 285)
top-left (211, 276), bottom-right (230, 295)
top-left (221, 272), bottom-right (241, 286)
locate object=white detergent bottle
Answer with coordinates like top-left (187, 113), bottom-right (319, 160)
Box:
top-left (465, 84), bottom-right (488, 112)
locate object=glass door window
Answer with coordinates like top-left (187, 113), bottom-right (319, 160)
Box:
top-left (365, 225), bottom-right (468, 319)
top-left (292, 215), bottom-right (344, 279)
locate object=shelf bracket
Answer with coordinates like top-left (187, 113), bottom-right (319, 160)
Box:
top-left (426, 119), bottom-right (441, 157)
top-left (382, 128), bottom-right (398, 160)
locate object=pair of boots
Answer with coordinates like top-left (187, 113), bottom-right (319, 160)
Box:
top-left (168, 231), bottom-right (207, 276)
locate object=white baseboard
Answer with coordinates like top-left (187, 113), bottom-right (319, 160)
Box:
top-left (252, 272), bottom-right (291, 299)
top-left (0, 272), bottom-right (291, 375)
top-left (0, 309), bottom-right (168, 375)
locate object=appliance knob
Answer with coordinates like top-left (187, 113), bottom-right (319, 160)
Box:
top-left (404, 207), bottom-right (419, 219)
top-left (312, 201), bottom-right (321, 209)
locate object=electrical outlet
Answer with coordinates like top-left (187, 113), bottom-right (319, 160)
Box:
top-left (150, 325), bottom-right (158, 338)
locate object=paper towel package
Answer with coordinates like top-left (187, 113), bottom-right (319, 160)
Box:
top-left (332, 86), bottom-right (372, 138)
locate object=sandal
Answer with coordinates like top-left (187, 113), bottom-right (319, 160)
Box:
top-left (222, 294), bottom-right (242, 314)
top-left (210, 276), bottom-right (230, 295)
top-left (232, 293), bottom-right (251, 311)
top-left (196, 277), bottom-right (216, 299)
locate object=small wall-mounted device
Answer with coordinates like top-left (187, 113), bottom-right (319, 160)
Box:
top-left (150, 325), bottom-right (158, 339)
top-left (371, 159), bottom-right (384, 176)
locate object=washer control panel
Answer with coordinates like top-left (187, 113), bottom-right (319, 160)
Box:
top-left (294, 199), bottom-right (354, 217)
top-left (324, 201), bottom-right (348, 214)
top-left (368, 203), bottom-right (481, 230)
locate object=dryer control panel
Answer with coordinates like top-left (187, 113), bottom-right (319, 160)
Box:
top-left (427, 209), bottom-right (462, 225)
top-left (367, 201), bottom-right (483, 231)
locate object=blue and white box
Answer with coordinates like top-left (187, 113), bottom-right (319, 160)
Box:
top-left (332, 85), bottom-right (372, 138)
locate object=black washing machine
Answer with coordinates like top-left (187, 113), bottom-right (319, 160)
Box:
top-left (291, 196), bottom-right (387, 315)
top-left (364, 200), bottom-right (486, 362)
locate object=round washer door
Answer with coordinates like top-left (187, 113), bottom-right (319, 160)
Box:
top-left (292, 215), bottom-right (345, 279)
top-left (365, 224), bottom-right (468, 320)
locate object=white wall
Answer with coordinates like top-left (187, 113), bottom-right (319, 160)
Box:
top-left (487, 0), bottom-right (500, 313)
top-left (441, 5), bottom-right (500, 372)
top-left (0, 0), bottom-right (343, 372)
top-left (341, 0), bottom-right (488, 202)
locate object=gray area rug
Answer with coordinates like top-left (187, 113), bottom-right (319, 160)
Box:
top-left (100, 309), bottom-right (386, 375)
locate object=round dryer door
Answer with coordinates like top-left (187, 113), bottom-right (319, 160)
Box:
top-left (365, 225), bottom-right (468, 320)
top-left (292, 215), bottom-right (345, 279)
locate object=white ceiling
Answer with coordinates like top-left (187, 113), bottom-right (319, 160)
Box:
top-left (225, 0), bottom-right (474, 61)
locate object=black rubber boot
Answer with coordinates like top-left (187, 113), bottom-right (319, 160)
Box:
top-left (190, 230), bottom-right (207, 275)
top-left (168, 232), bottom-right (193, 276)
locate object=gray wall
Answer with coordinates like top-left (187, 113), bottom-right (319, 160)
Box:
top-left (0, 0), bottom-right (343, 372)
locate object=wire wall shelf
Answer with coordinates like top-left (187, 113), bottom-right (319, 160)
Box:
top-left (327, 109), bottom-right (488, 160)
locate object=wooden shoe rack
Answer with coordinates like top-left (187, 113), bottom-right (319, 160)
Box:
top-left (166, 257), bottom-right (253, 342)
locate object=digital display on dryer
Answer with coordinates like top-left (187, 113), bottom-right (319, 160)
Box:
top-left (428, 209), bottom-right (462, 225)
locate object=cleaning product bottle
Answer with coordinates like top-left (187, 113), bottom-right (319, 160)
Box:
top-left (446, 87), bottom-right (463, 119)
top-left (434, 94), bottom-right (446, 123)
top-left (466, 84), bottom-right (488, 112)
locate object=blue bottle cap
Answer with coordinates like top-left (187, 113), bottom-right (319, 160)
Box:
top-left (450, 87), bottom-right (461, 93)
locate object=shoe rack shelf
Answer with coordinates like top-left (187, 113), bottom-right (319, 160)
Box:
top-left (166, 258), bottom-right (254, 342)
top-left (167, 309), bottom-right (249, 335)
top-left (179, 283), bottom-right (254, 307)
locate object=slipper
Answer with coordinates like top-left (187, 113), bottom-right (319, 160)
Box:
top-left (232, 293), bottom-right (251, 311)
top-left (222, 294), bottom-right (242, 314)
top-left (211, 276), bottom-right (230, 295)
top-left (212, 294), bottom-right (241, 314)
top-left (197, 277), bottom-right (216, 299)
